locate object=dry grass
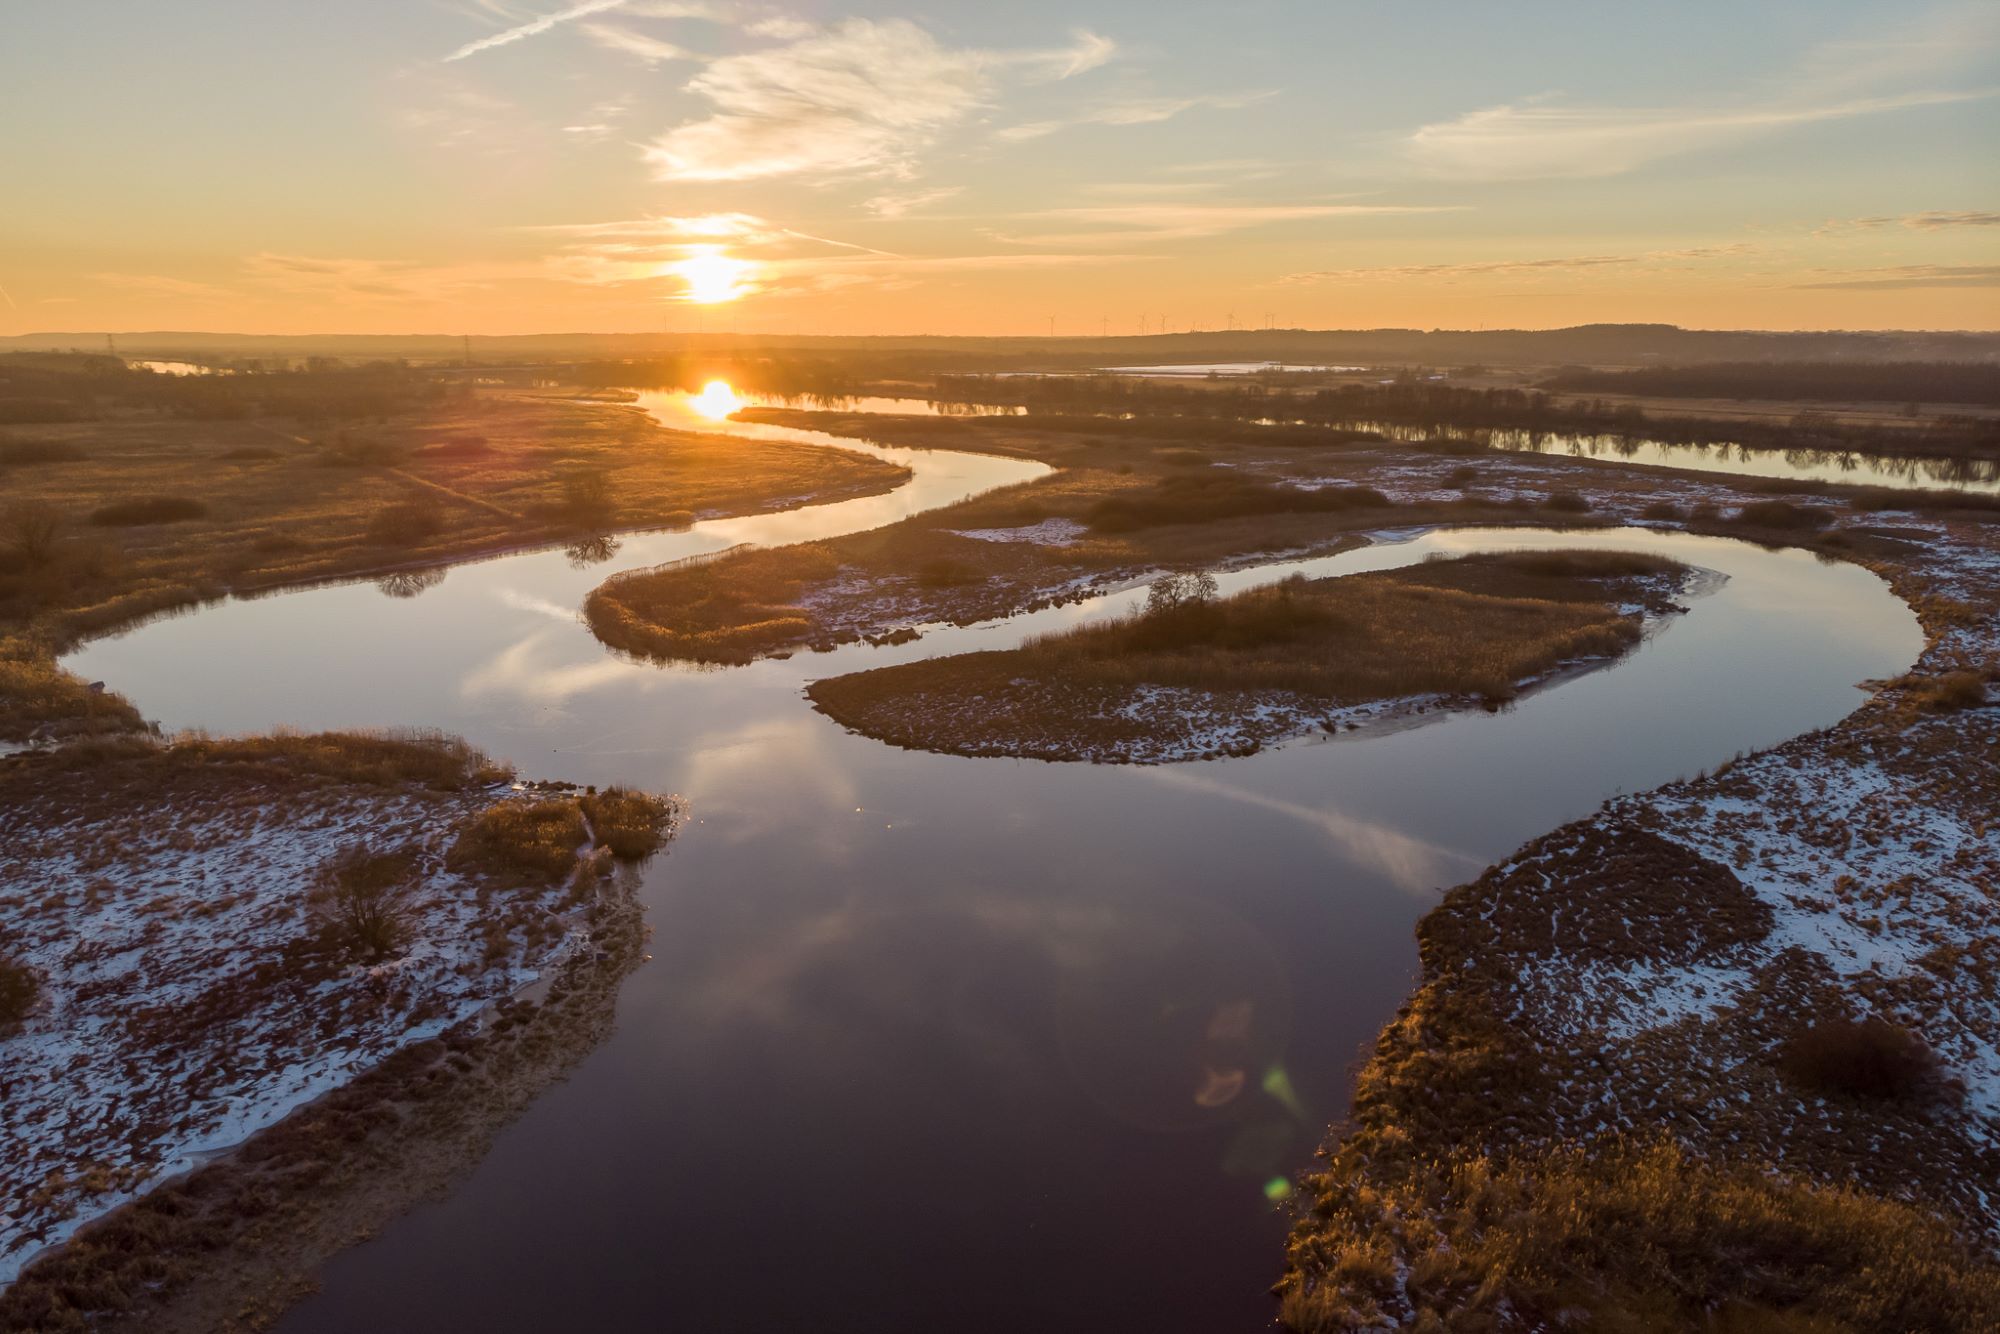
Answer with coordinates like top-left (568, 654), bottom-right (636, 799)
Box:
top-left (446, 799), bottom-right (588, 884)
top-left (578, 786), bottom-right (676, 861)
top-left (1280, 1138), bottom-right (2000, 1332)
top-left (0, 388), bottom-right (909, 736)
top-left (0, 956), bottom-right (37, 1032)
top-left (588, 543), bottom-right (839, 663)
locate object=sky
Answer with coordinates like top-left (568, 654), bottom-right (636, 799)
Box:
top-left (2, 0), bottom-right (1996, 335)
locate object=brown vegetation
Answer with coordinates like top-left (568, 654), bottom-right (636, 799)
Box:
top-left (0, 387), bottom-right (909, 739)
top-left (1779, 1018), bottom-right (1951, 1104)
top-left (807, 551), bottom-right (1682, 761)
top-left (578, 786), bottom-right (676, 861)
top-left (447, 800), bottom-right (589, 884)
top-left (1280, 1138), bottom-right (2000, 1332)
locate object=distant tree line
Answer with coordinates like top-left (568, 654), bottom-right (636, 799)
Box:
top-left (1541, 361), bottom-right (2000, 407)
top-left (928, 374), bottom-right (2000, 461)
top-left (0, 353), bottom-right (444, 424)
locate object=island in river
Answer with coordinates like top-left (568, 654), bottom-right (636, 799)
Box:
top-left (806, 550), bottom-right (1693, 763)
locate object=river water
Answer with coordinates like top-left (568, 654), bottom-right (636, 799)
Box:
top-left (63, 390), bottom-right (1924, 1333)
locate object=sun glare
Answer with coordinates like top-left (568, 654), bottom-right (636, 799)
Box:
top-left (673, 247), bottom-right (751, 304)
top-left (688, 379), bottom-right (743, 420)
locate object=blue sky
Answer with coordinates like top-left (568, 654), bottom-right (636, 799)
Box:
top-left (3, 0), bottom-right (1995, 332)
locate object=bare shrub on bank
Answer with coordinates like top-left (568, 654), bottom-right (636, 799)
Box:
top-left (310, 845), bottom-right (421, 960)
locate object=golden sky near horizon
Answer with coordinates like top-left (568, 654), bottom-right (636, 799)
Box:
top-left (2, 0), bottom-right (1996, 335)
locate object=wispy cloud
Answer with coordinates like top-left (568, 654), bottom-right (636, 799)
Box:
top-left (642, 20), bottom-right (1113, 182)
top-left (443, 0), bottom-right (628, 62)
top-left (1792, 264), bottom-right (2000, 290)
top-left (581, 21), bottom-right (691, 64)
top-left (994, 90), bottom-right (1274, 143)
top-left (1408, 88), bottom-right (1993, 180)
top-left (1406, 6), bottom-right (2000, 179)
top-left (1281, 245), bottom-right (1757, 285)
top-left (863, 187), bottom-right (964, 219)
top-left (1818, 209), bottom-right (2000, 233)
top-left (994, 203), bottom-right (1463, 248)
top-left (90, 272), bottom-right (234, 301)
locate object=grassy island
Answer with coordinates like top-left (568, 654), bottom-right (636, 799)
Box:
top-left (806, 550), bottom-right (1688, 762)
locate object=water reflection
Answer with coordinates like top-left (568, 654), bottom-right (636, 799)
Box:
top-left (374, 567), bottom-right (446, 599)
top-left (61, 394), bottom-right (1927, 1334)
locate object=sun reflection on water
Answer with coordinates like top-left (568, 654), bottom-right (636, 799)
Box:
top-left (688, 379), bottom-right (744, 421)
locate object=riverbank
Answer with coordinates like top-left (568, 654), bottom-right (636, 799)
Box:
top-left (0, 389), bottom-right (909, 742)
top-left (1276, 511), bottom-right (2000, 1328)
top-left (576, 408), bottom-right (2000, 1321)
top-left (805, 551), bottom-right (1691, 763)
top-left (0, 731), bottom-right (673, 1332)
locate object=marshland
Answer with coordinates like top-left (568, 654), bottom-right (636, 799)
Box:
top-left (3, 341), bottom-right (1992, 1332)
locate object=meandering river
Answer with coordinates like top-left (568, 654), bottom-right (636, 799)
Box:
top-left (64, 390), bottom-right (1924, 1332)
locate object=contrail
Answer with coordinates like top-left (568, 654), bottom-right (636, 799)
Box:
top-left (0, 281), bottom-right (17, 311)
top-left (444, 0), bottom-right (626, 62)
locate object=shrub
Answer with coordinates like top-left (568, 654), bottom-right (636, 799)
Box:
top-left (914, 558), bottom-right (983, 588)
top-left (1641, 500), bottom-right (1683, 521)
top-left (448, 799), bottom-right (587, 883)
top-left (366, 497), bottom-right (443, 546)
top-left (1085, 474), bottom-right (1390, 533)
top-left (1780, 1017), bottom-right (1948, 1102)
top-left (310, 845), bottom-right (418, 960)
top-left (560, 469), bottom-right (616, 528)
top-left (1446, 465), bottom-right (1478, 488)
top-left (579, 787), bottom-right (675, 860)
top-left (0, 439), bottom-right (84, 465)
top-left (1734, 499), bottom-right (1831, 529)
top-left (1, 501), bottom-right (64, 569)
top-left (1541, 489), bottom-right (1591, 513)
top-left (0, 956), bottom-right (39, 1030)
top-left (1910, 670), bottom-right (1988, 711)
top-left (320, 435), bottom-right (405, 466)
top-left (87, 497), bottom-right (207, 527)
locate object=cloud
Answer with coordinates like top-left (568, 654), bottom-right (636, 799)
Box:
top-left (1902, 210), bottom-right (2000, 228)
top-left (863, 187), bottom-right (964, 219)
top-left (89, 272), bottom-right (234, 301)
top-left (1406, 6), bottom-right (2000, 179)
top-left (1408, 88), bottom-right (1993, 180)
top-left (582, 21), bottom-right (692, 64)
top-left (1280, 245), bottom-right (1757, 285)
top-left (1792, 264), bottom-right (2000, 290)
top-left (642, 20), bottom-right (1114, 182)
top-left (995, 90), bottom-right (1274, 143)
top-left (994, 202), bottom-right (1463, 248)
top-left (443, 0), bottom-right (629, 62)
top-left (1819, 209), bottom-right (2000, 232)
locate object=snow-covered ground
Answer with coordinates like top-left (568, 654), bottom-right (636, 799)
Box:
top-left (0, 779), bottom-right (597, 1284)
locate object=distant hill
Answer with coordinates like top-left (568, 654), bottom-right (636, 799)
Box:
top-left (5, 324), bottom-right (1998, 367)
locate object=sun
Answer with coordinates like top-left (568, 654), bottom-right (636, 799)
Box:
top-left (687, 379), bottom-right (743, 420)
top-left (672, 247), bottom-right (751, 304)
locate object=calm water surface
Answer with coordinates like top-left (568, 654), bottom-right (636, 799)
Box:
top-left (64, 392), bottom-right (1923, 1333)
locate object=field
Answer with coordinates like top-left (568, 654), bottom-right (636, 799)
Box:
top-left (806, 551), bottom-right (1687, 762)
top-left (0, 388), bottom-right (908, 741)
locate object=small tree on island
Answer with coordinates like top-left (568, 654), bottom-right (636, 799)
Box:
top-left (1145, 569), bottom-right (1218, 617)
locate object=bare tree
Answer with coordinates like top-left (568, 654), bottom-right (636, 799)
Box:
top-left (1, 501), bottom-right (63, 569)
top-left (311, 844), bottom-right (420, 960)
top-left (1145, 569), bottom-right (1219, 616)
